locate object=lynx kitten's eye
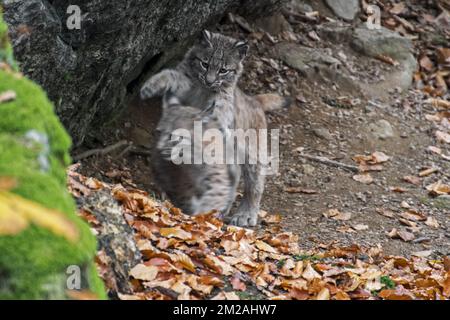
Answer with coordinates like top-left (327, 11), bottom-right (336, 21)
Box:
top-left (200, 61), bottom-right (209, 69)
top-left (219, 68), bottom-right (229, 75)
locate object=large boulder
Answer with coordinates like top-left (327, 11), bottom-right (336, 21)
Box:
top-left (3, 0), bottom-right (284, 146)
top-left (0, 9), bottom-right (105, 299)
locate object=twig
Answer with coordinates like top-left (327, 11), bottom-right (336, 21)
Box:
top-left (299, 153), bottom-right (359, 173)
top-left (129, 146), bottom-right (152, 157)
top-left (73, 140), bottom-right (130, 162)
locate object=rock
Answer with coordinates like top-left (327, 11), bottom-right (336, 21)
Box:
top-left (80, 190), bottom-right (142, 297)
top-left (274, 42), bottom-right (362, 95)
top-left (325, 0), bottom-right (360, 21)
top-left (254, 12), bottom-right (292, 34)
top-left (351, 25), bottom-right (417, 95)
top-left (3, 0), bottom-right (284, 146)
top-left (275, 42), bottom-right (341, 74)
top-left (368, 119), bottom-right (395, 140)
top-left (318, 24), bottom-right (417, 97)
top-left (313, 128), bottom-right (333, 141)
top-left (0, 13), bottom-right (105, 299)
top-left (351, 26), bottom-right (414, 61)
top-left (286, 0), bottom-right (313, 13)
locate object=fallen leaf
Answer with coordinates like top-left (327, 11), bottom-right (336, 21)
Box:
top-left (160, 227), bottom-right (192, 240)
top-left (425, 217), bottom-right (440, 229)
top-left (379, 286), bottom-right (415, 300)
top-left (403, 176), bottom-right (421, 185)
top-left (130, 264), bottom-right (158, 281)
top-left (316, 287), bottom-right (330, 300)
top-left (285, 187), bottom-right (318, 194)
top-left (0, 90), bottom-right (17, 104)
top-left (377, 208), bottom-right (395, 218)
top-left (390, 2), bottom-right (406, 15)
top-left (400, 210), bottom-right (427, 221)
top-left (302, 263), bottom-right (321, 281)
top-left (0, 191), bottom-right (79, 241)
top-left (230, 274), bottom-right (246, 291)
top-left (353, 174), bottom-right (374, 184)
top-left (419, 167), bottom-right (439, 177)
top-left (426, 181), bottom-right (450, 195)
top-left (0, 177), bottom-right (17, 191)
top-left (419, 55), bottom-right (434, 72)
top-left (388, 228), bottom-right (415, 242)
top-left (390, 187), bottom-right (407, 193)
top-left (323, 209), bottom-right (352, 221)
top-left (436, 131), bottom-right (450, 144)
top-left (352, 224), bottom-right (369, 231)
top-left (255, 240), bottom-right (278, 253)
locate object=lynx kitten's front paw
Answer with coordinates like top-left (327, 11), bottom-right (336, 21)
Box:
top-left (229, 211), bottom-right (258, 227)
top-left (140, 80), bottom-right (162, 100)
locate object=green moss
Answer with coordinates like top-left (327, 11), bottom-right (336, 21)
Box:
top-left (0, 10), bottom-right (105, 299)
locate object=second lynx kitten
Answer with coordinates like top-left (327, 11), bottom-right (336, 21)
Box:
top-left (141, 31), bottom-right (289, 227)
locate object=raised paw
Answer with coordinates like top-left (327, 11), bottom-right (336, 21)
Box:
top-left (229, 211), bottom-right (258, 227)
top-left (140, 80), bottom-right (160, 100)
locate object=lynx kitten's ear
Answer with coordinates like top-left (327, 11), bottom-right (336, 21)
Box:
top-left (234, 40), bottom-right (249, 59)
top-left (201, 30), bottom-right (213, 47)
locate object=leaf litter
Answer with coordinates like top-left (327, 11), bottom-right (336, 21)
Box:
top-left (68, 168), bottom-right (450, 300)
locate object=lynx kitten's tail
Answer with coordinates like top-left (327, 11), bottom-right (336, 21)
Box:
top-left (254, 94), bottom-right (292, 113)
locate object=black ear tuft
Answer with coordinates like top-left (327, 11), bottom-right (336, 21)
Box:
top-left (201, 30), bottom-right (213, 47)
top-left (234, 40), bottom-right (249, 59)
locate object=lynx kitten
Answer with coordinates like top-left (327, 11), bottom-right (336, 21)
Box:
top-left (141, 30), bottom-right (290, 227)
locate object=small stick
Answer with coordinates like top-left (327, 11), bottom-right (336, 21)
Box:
top-left (129, 146), bottom-right (152, 157)
top-left (73, 140), bottom-right (130, 162)
top-left (300, 153), bottom-right (359, 173)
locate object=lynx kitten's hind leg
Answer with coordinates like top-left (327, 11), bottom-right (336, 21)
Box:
top-left (229, 163), bottom-right (265, 227)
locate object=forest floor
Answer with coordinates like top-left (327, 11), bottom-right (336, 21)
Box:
top-left (68, 0), bottom-right (450, 300)
top-left (75, 0), bottom-right (450, 259)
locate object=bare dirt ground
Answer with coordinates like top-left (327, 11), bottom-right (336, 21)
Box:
top-left (75, 1), bottom-right (450, 259)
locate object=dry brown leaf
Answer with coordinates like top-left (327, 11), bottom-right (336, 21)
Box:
top-left (352, 224), bottom-right (369, 231)
top-left (302, 263), bottom-right (321, 281)
top-left (427, 98), bottom-right (450, 109)
top-left (255, 240), bottom-right (278, 253)
top-left (419, 167), bottom-right (439, 177)
top-left (388, 228), bottom-right (415, 242)
top-left (160, 227), bottom-right (192, 240)
top-left (436, 131), bottom-right (450, 144)
top-left (426, 181), bottom-right (450, 195)
top-left (230, 274), bottom-right (246, 291)
top-left (353, 174), bottom-right (374, 184)
top-left (389, 2), bottom-right (406, 15)
top-left (437, 48), bottom-right (450, 65)
top-left (316, 287), bottom-right (330, 300)
top-left (323, 209), bottom-right (352, 221)
top-left (425, 217), bottom-right (440, 229)
top-left (0, 191), bottom-right (79, 242)
top-left (0, 90), bottom-right (17, 104)
top-left (419, 55), bottom-right (434, 72)
top-left (378, 286), bottom-right (415, 300)
top-left (284, 187), bottom-right (318, 194)
top-left (130, 264), bottom-right (158, 281)
top-left (403, 175), bottom-right (421, 185)
top-left (0, 177), bottom-right (17, 191)
top-left (376, 208), bottom-right (395, 218)
top-left (400, 210), bottom-right (427, 222)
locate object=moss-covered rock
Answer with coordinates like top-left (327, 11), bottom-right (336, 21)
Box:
top-left (0, 9), bottom-right (105, 299)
